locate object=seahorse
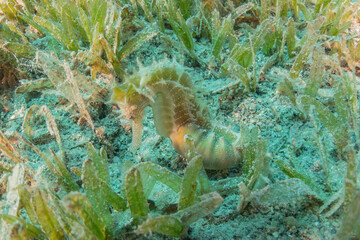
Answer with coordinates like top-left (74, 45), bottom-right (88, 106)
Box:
top-left (111, 60), bottom-right (243, 169)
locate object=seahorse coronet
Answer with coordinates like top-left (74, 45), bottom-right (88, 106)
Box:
top-left (111, 60), bottom-right (243, 169)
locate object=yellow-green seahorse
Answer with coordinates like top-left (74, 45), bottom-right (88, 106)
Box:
top-left (111, 59), bottom-right (243, 169)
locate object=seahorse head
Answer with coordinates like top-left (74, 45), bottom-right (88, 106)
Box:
top-left (111, 84), bottom-right (148, 119)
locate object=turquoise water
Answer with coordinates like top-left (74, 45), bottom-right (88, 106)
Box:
top-left (0, 0), bottom-right (359, 239)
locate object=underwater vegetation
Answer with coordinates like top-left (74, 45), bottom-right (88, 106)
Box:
top-left (0, 0), bottom-right (359, 239)
top-left (0, 47), bottom-right (24, 91)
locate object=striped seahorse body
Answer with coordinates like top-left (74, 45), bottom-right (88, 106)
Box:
top-left (111, 60), bottom-right (242, 169)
